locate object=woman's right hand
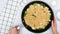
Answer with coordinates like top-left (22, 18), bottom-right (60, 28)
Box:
top-left (51, 17), bottom-right (58, 34)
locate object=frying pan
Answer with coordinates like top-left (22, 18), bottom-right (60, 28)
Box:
top-left (21, 1), bottom-right (54, 33)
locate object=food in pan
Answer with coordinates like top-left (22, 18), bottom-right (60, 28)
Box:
top-left (24, 3), bottom-right (51, 30)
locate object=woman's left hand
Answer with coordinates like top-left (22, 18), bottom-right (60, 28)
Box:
top-left (9, 26), bottom-right (20, 34)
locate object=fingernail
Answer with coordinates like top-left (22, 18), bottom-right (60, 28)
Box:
top-left (17, 26), bottom-right (20, 30)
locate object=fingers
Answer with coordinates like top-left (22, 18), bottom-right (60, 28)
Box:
top-left (9, 26), bottom-right (17, 30)
top-left (9, 26), bottom-right (20, 32)
top-left (51, 17), bottom-right (56, 28)
top-left (51, 21), bottom-right (54, 27)
top-left (53, 17), bottom-right (57, 27)
top-left (9, 26), bottom-right (20, 34)
top-left (14, 26), bottom-right (20, 31)
top-left (53, 17), bottom-right (56, 23)
top-left (51, 17), bottom-right (58, 34)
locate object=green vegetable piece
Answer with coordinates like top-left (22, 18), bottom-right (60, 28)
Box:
top-left (32, 14), bottom-right (36, 17)
top-left (40, 3), bottom-right (45, 7)
top-left (33, 3), bottom-right (37, 6)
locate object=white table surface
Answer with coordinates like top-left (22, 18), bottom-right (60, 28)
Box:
top-left (0, 0), bottom-right (60, 34)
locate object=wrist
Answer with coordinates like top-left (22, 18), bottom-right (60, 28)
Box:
top-left (54, 31), bottom-right (58, 34)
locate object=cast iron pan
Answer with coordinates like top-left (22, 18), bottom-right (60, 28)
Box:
top-left (21, 1), bottom-right (54, 33)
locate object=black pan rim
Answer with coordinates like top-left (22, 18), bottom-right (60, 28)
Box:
top-left (21, 1), bottom-right (54, 33)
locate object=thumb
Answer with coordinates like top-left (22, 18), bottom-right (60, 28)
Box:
top-left (14, 26), bottom-right (20, 32)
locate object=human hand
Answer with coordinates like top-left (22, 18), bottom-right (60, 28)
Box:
top-left (51, 17), bottom-right (58, 34)
top-left (9, 26), bottom-right (20, 34)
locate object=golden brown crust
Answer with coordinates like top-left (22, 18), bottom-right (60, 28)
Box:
top-left (24, 3), bottom-right (51, 30)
